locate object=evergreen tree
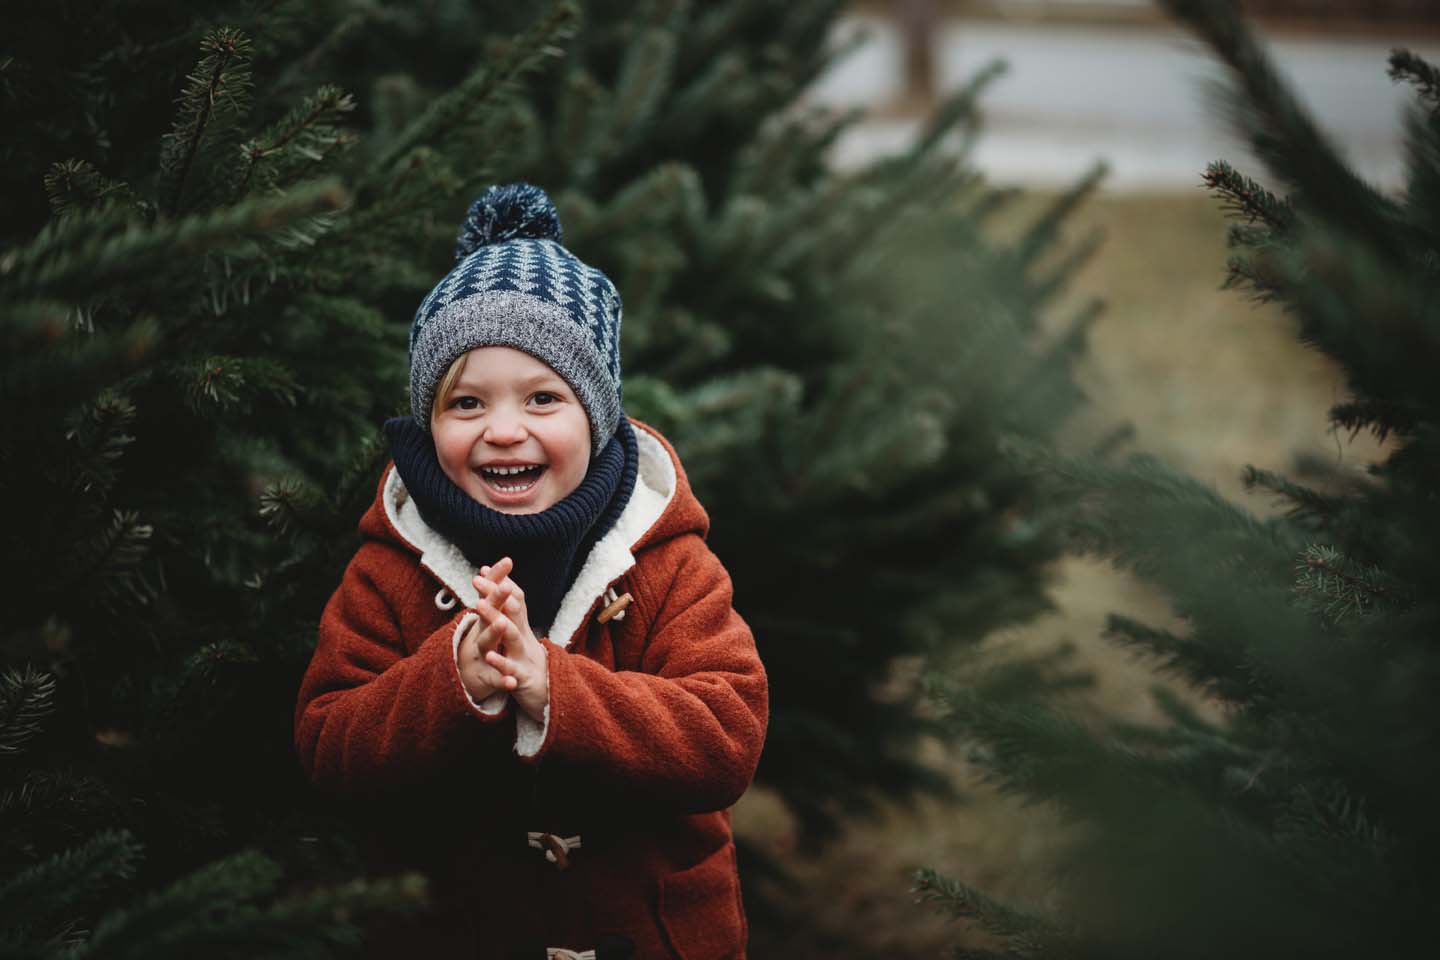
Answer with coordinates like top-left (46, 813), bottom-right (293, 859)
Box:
top-left (3, 0), bottom-right (1092, 949)
top-left (919, 1), bottom-right (1440, 956)
top-left (301, 0), bottom-right (1101, 854)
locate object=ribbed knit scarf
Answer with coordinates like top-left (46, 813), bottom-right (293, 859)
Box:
top-left (383, 415), bottom-right (638, 636)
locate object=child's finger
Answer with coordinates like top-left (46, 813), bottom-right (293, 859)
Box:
top-left (475, 576), bottom-right (523, 615)
top-left (479, 580), bottom-right (516, 618)
top-left (498, 577), bottom-right (525, 608)
top-left (484, 649), bottom-right (526, 686)
top-left (463, 617), bottom-right (482, 648)
top-left (479, 597), bottom-right (527, 651)
top-left (472, 561), bottom-right (510, 600)
top-left (474, 594), bottom-right (496, 620)
top-left (479, 612), bottom-right (507, 644)
top-left (478, 577), bottom-right (526, 621)
top-left (468, 617), bottom-right (501, 658)
top-left (495, 585), bottom-right (524, 618)
top-left (474, 598), bottom-right (512, 637)
top-left (480, 556), bottom-right (514, 583)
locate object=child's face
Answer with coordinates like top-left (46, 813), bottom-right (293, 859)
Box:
top-left (430, 346), bottom-right (591, 514)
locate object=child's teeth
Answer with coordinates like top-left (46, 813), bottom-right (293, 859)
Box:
top-left (479, 464), bottom-right (545, 494)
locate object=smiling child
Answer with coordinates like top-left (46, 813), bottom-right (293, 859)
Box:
top-left (293, 183), bottom-right (768, 960)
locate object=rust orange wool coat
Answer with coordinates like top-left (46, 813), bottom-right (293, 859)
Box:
top-left (293, 420), bottom-right (768, 960)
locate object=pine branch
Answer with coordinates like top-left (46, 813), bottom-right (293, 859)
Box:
top-left (654, 51), bottom-right (750, 144)
top-left (851, 154), bottom-right (978, 270)
top-left (322, 429), bottom-right (391, 549)
top-left (43, 161), bottom-right (140, 220)
top-left (567, 164), bottom-right (694, 246)
top-left (176, 356), bottom-right (300, 413)
top-left (0, 308), bottom-right (159, 421)
top-left (368, 1), bottom-right (579, 178)
top-left (1104, 614), bottom-right (1253, 702)
top-left (688, 0), bottom-right (751, 62)
top-left (0, 665), bottom-right (56, 756)
top-left (767, 175), bottom-right (862, 272)
top-left (602, 27), bottom-right (677, 157)
top-left (1038, 451), bottom-right (1293, 577)
top-left (81, 850), bottom-right (283, 954)
top-left (1293, 544), bottom-right (1406, 623)
top-left (0, 770), bottom-right (115, 830)
top-left (1276, 781), bottom-right (1391, 851)
top-left (1202, 159), bottom-right (1295, 231)
top-left (0, 831), bottom-right (142, 940)
top-left (159, 28), bottom-right (255, 218)
top-left (63, 390), bottom-right (138, 498)
top-left (1, 179), bottom-right (347, 304)
top-left (1090, 420), bottom-right (1135, 460)
top-left (233, 84), bottom-right (357, 199)
top-left (1250, 229), bottom-right (1438, 417)
top-left (1014, 162), bottom-right (1107, 269)
top-left (258, 477), bottom-right (325, 534)
top-left (912, 868), bottom-right (1054, 947)
top-left (1030, 226), bottom-right (1105, 309)
top-left (730, 107), bottom-right (857, 202)
top-left (910, 59), bottom-right (1007, 160)
top-left (1328, 397), bottom-right (1420, 442)
top-left (773, 0), bottom-right (853, 100)
top-left (0, 829), bottom-right (141, 932)
top-left (1159, 0), bottom-right (1401, 250)
top-left (1226, 222), bottom-right (1271, 250)
top-left (550, 68), bottom-right (606, 180)
top-left (220, 871), bottom-right (428, 953)
top-left (1241, 465), bottom-right (1342, 522)
top-left (57, 509), bottom-right (156, 611)
top-left (79, 850), bottom-right (425, 959)
top-left (1149, 684), bottom-right (1225, 736)
top-left (1389, 48), bottom-right (1440, 111)
top-left (176, 641), bottom-right (261, 698)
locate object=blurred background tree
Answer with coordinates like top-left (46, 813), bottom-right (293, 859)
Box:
top-left (2, 0), bottom-right (1094, 952)
top-left (918, 0), bottom-right (1440, 956)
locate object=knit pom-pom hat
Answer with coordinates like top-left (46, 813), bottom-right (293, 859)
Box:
top-left (408, 183), bottom-right (623, 457)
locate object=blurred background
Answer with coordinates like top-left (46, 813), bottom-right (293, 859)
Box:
top-left (7, 0), bottom-right (1439, 956)
top-left (740, 2), bottom-right (1435, 955)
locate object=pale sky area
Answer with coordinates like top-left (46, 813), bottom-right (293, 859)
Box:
top-left (809, 11), bottom-right (1439, 188)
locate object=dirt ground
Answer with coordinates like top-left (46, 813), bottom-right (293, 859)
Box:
top-left (735, 189), bottom-right (1387, 957)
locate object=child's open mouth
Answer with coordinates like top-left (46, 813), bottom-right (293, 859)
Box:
top-left (479, 464), bottom-right (547, 494)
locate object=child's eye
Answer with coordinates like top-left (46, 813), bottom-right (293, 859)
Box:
top-left (454, 396), bottom-right (481, 411)
top-left (532, 392), bottom-right (558, 407)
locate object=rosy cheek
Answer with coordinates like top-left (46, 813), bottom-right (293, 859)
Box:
top-left (432, 429), bottom-right (470, 472)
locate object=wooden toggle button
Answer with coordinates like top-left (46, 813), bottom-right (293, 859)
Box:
top-left (597, 592), bottom-right (633, 624)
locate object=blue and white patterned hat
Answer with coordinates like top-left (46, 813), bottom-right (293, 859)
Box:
top-left (409, 183), bottom-right (623, 457)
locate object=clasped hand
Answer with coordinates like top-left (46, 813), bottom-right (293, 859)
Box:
top-left (456, 556), bottom-right (548, 720)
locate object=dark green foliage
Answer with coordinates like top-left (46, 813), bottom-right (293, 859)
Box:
top-left (0, 830), bottom-right (142, 954)
top-left (922, 2), bottom-right (1440, 957)
top-left (1388, 47), bottom-right (1440, 110)
top-left (4, 0), bottom-right (1090, 950)
top-left (0, 666), bottom-right (56, 756)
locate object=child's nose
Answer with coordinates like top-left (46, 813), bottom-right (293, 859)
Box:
top-left (482, 410), bottom-right (528, 445)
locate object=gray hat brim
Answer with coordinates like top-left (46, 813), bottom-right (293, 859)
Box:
top-left (411, 290), bottom-right (620, 457)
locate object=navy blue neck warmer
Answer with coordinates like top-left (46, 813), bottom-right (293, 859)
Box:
top-left (383, 415), bottom-right (639, 636)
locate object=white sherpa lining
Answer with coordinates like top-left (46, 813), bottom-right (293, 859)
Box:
top-left (516, 701), bottom-right (549, 757)
top-left (382, 425), bottom-right (677, 648)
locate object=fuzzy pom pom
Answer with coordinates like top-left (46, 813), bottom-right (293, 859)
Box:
top-left (453, 183), bottom-right (563, 261)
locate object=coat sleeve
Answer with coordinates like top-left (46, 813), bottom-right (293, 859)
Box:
top-left (515, 537), bottom-right (768, 813)
top-left (294, 543), bottom-right (512, 793)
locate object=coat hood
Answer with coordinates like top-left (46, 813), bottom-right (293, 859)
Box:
top-left (357, 418), bottom-right (708, 647)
